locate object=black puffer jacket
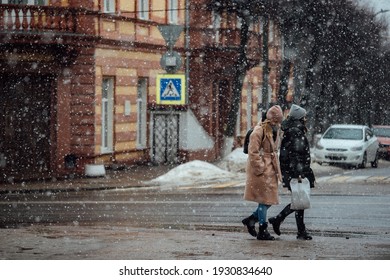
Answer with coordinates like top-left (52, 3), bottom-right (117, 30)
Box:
top-left (279, 118), bottom-right (315, 190)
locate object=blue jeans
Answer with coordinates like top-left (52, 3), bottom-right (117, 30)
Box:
top-left (253, 204), bottom-right (271, 225)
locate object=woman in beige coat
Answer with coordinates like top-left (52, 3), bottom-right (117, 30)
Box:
top-left (242, 105), bottom-right (283, 240)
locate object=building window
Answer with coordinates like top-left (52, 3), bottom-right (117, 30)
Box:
top-left (102, 77), bottom-right (114, 154)
top-left (236, 104), bottom-right (241, 137)
top-left (138, 0), bottom-right (149, 20)
top-left (246, 83), bottom-right (252, 129)
top-left (268, 20), bottom-right (274, 43)
top-left (259, 17), bottom-right (263, 35)
top-left (168, 0), bottom-right (178, 24)
top-left (137, 78), bottom-right (148, 149)
top-left (249, 22), bottom-right (254, 31)
top-left (104, 0), bottom-right (115, 13)
top-left (236, 17), bottom-right (242, 29)
top-left (212, 11), bottom-right (221, 43)
top-left (257, 87), bottom-right (262, 122)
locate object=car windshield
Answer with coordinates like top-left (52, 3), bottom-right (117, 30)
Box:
top-left (373, 127), bottom-right (390, 137)
top-left (323, 128), bottom-right (363, 140)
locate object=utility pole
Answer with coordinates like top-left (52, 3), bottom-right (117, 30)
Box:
top-left (185, 0), bottom-right (190, 104)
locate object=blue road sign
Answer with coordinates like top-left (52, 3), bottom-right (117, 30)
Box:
top-left (156, 74), bottom-right (186, 105)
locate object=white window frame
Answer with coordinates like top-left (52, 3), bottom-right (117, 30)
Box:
top-left (259, 17), bottom-right (263, 35)
top-left (136, 78), bottom-right (148, 149)
top-left (138, 0), bottom-right (149, 20)
top-left (212, 11), bottom-right (221, 43)
top-left (168, 0), bottom-right (178, 24)
top-left (268, 84), bottom-right (273, 104)
top-left (257, 87), bottom-right (262, 122)
top-left (246, 83), bottom-right (252, 129)
top-left (236, 17), bottom-right (242, 29)
top-left (101, 77), bottom-right (114, 154)
top-left (236, 103), bottom-right (241, 137)
top-left (268, 20), bottom-right (274, 43)
top-left (103, 0), bottom-right (115, 13)
top-left (249, 21), bottom-right (254, 31)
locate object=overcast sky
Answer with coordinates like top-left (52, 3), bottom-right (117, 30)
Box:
top-left (358, 0), bottom-right (390, 17)
top-left (356, 0), bottom-right (390, 33)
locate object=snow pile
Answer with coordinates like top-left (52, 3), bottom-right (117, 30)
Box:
top-left (146, 148), bottom-right (342, 188)
top-left (216, 147), bottom-right (248, 173)
top-left (148, 159), bottom-right (243, 187)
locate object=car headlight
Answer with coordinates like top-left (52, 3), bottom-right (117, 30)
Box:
top-left (315, 143), bottom-right (324, 150)
top-left (351, 146), bottom-right (363, 151)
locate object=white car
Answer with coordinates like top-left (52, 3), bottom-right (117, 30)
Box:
top-left (313, 124), bottom-right (379, 168)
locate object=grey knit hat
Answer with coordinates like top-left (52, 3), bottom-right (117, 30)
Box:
top-left (288, 104), bottom-right (306, 120)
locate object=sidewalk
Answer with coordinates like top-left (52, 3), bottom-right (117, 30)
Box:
top-left (1, 161), bottom-right (390, 194)
top-left (1, 223), bottom-right (389, 260)
top-left (0, 164), bottom-right (175, 194)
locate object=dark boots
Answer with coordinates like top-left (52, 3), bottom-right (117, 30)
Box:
top-left (268, 205), bottom-right (313, 240)
top-left (296, 229), bottom-right (312, 240)
top-left (242, 214), bottom-right (258, 237)
top-left (242, 215), bottom-right (275, 240)
top-left (257, 223), bottom-right (275, 240)
top-left (268, 216), bottom-right (282, 235)
top-left (268, 204), bottom-right (294, 235)
top-left (295, 210), bottom-right (312, 240)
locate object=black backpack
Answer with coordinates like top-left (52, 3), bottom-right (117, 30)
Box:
top-left (243, 126), bottom-right (266, 154)
top-left (243, 128), bottom-right (253, 154)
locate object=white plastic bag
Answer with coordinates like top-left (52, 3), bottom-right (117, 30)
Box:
top-left (290, 177), bottom-right (311, 210)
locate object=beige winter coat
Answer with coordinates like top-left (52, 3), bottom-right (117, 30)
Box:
top-left (244, 122), bottom-right (282, 205)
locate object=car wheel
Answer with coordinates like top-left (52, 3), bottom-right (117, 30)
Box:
top-left (358, 153), bottom-right (367, 169)
top-left (371, 151), bottom-right (379, 168)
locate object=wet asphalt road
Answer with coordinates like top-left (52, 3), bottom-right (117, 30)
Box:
top-left (0, 161), bottom-right (389, 260)
top-left (1, 185), bottom-right (389, 234)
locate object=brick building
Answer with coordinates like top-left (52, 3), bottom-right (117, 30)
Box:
top-left (0, 0), bottom-right (288, 182)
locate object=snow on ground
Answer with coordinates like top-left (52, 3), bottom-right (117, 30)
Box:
top-left (147, 148), bottom-right (340, 188)
top-left (215, 147), bottom-right (248, 173)
top-left (147, 159), bottom-right (245, 188)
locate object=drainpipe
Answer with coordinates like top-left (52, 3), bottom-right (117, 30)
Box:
top-left (261, 15), bottom-right (270, 113)
top-left (185, 0), bottom-right (190, 104)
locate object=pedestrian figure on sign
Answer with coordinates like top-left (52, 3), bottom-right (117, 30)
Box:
top-left (242, 105), bottom-right (283, 240)
top-left (268, 104), bottom-right (316, 240)
top-left (162, 81), bottom-right (179, 97)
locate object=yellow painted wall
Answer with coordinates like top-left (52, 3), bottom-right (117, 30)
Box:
top-left (153, 0), bottom-right (166, 20)
top-left (116, 123), bottom-right (137, 133)
top-left (96, 49), bottom-right (161, 61)
top-left (115, 151), bottom-right (144, 162)
top-left (118, 21), bottom-right (135, 35)
top-left (115, 142), bottom-right (136, 152)
top-left (102, 21), bottom-right (116, 32)
top-left (116, 68), bottom-right (137, 77)
top-left (87, 1), bottom-right (187, 164)
top-left (94, 47), bottom-right (164, 160)
top-left (121, 0), bottom-right (136, 12)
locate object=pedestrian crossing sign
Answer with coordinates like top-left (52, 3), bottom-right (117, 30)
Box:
top-left (156, 74), bottom-right (186, 105)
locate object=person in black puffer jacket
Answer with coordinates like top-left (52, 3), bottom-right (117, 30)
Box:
top-left (268, 104), bottom-right (316, 240)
